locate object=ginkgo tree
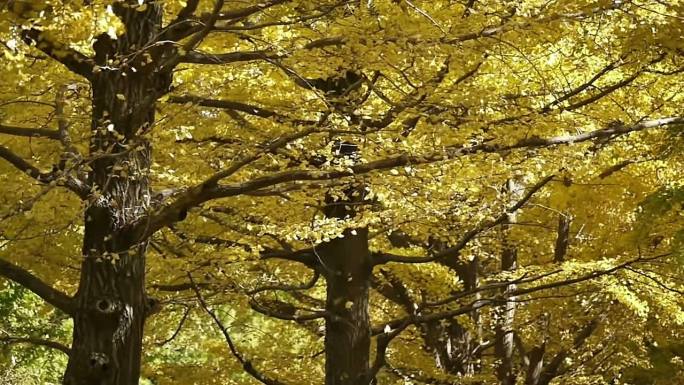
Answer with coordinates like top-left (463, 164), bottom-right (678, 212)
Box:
top-left (0, 0), bottom-right (682, 385)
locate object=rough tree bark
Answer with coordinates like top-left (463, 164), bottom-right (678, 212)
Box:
top-left (62, 3), bottom-right (173, 384)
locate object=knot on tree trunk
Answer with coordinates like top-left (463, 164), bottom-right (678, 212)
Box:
top-left (95, 298), bottom-right (120, 314)
top-left (88, 352), bottom-right (110, 373)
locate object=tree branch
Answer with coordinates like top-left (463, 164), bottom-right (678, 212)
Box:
top-left (374, 253), bottom-right (669, 332)
top-left (0, 257), bottom-right (75, 314)
top-left (249, 298), bottom-right (326, 322)
top-left (0, 144), bottom-right (89, 198)
top-left (625, 266), bottom-right (684, 295)
top-left (160, 0), bottom-right (292, 42)
top-left (247, 270), bottom-right (319, 296)
top-left (0, 144), bottom-right (53, 181)
top-left (538, 318), bottom-right (600, 385)
top-left (189, 274), bottom-right (289, 385)
top-left (21, 29), bottom-right (94, 79)
top-left (364, 321), bottom-right (410, 382)
top-left (167, 95), bottom-right (279, 119)
top-left (217, 0), bottom-right (291, 20)
top-left (0, 124), bottom-right (60, 139)
top-left (374, 174), bottom-right (555, 264)
top-left (443, 4), bottom-right (619, 45)
top-left (165, 0), bottom-right (201, 32)
top-left (0, 334), bottom-right (71, 355)
top-left (150, 281), bottom-right (209, 292)
top-left (363, 56), bottom-right (453, 130)
top-left (181, 0), bottom-right (225, 55)
top-left (154, 305), bottom-right (191, 346)
top-left (181, 50), bottom-right (280, 65)
top-left (130, 116), bottom-right (684, 240)
top-left (158, 0), bottom-right (203, 41)
top-left (542, 58), bottom-right (622, 112)
top-left (213, 1), bottom-right (348, 32)
top-left (259, 248), bottom-right (316, 266)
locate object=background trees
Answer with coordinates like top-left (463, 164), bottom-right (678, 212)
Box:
top-left (0, 0), bottom-right (682, 384)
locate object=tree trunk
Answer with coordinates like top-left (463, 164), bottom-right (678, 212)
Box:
top-left (320, 228), bottom-right (373, 385)
top-left (320, 185), bottom-right (373, 385)
top-left (63, 3), bottom-right (171, 384)
top-left (495, 179), bottom-right (521, 385)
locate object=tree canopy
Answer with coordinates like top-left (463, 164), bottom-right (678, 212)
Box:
top-left (0, 1), bottom-right (683, 384)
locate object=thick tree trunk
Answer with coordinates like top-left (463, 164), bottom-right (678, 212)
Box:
top-left (62, 3), bottom-right (171, 384)
top-left (320, 228), bottom-right (373, 385)
top-left (320, 185), bottom-right (373, 385)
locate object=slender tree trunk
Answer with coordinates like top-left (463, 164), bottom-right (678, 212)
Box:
top-left (320, 184), bottom-right (373, 385)
top-left (495, 179), bottom-right (521, 385)
top-left (63, 3), bottom-right (171, 384)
